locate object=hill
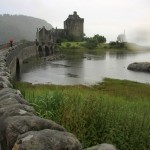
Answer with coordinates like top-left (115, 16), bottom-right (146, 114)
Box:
top-left (0, 14), bottom-right (53, 44)
top-left (127, 42), bottom-right (150, 51)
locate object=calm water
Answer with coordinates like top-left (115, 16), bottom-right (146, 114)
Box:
top-left (20, 50), bottom-right (150, 85)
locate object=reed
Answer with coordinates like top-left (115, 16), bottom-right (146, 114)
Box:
top-left (14, 78), bottom-right (150, 149)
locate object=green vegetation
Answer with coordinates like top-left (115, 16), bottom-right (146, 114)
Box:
top-left (59, 34), bottom-right (107, 50)
top-left (83, 34), bottom-right (106, 49)
top-left (83, 38), bottom-right (98, 49)
top-left (59, 41), bottom-right (110, 51)
top-left (109, 41), bottom-right (127, 49)
top-left (93, 34), bottom-right (106, 43)
top-left (58, 34), bottom-right (128, 50)
top-left (59, 41), bottom-right (85, 50)
top-left (14, 78), bottom-right (150, 150)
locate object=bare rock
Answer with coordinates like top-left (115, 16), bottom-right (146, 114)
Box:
top-left (0, 63), bottom-right (6, 67)
top-left (0, 73), bottom-right (12, 81)
top-left (0, 76), bottom-right (12, 87)
top-left (0, 81), bottom-right (12, 89)
top-left (2, 116), bottom-right (66, 150)
top-left (83, 143), bottom-right (116, 150)
top-left (0, 97), bottom-right (20, 108)
top-left (0, 88), bottom-right (22, 97)
top-left (0, 72), bottom-right (10, 77)
top-left (0, 104), bottom-right (36, 117)
top-left (0, 67), bottom-right (9, 72)
top-left (0, 93), bottom-right (28, 105)
top-left (12, 129), bottom-right (82, 150)
top-left (0, 82), bottom-right (10, 89)
top-left (127, 62), bottom-right (150, 72)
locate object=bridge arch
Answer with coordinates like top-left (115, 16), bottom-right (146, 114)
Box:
top-left (45, 46), bottom-right (49, 56)
top-left (50, 46), bottom-right (54, 54)
top-left (38, 46), bottom-right (43, 57)
top-left (16, 58), bottom-right (20, 80)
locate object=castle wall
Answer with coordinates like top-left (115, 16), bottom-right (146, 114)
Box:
top-left (64, 11), bottom-right (84, 41)
top-left (36, 12), bottom-right (84, 43)
top-left (38, 27), bottom-right (50, 43)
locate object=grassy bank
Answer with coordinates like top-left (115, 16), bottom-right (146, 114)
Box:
top-left (59, 42), bottom-right (111, 50)
top-left (14, 78), bottom-right (150, 150)
top-left (59, 41), bottom-right (149, 52)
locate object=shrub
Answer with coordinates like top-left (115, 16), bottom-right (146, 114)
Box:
top-left (66, 42), bottom-right (71, 48)
top-left (83, 38), bottom-right (98, 49)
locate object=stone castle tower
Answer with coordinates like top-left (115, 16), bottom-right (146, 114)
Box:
top-left (64, 11), bottom-right (84, 41)
top-left (36, 12), bottom-right (84, 44)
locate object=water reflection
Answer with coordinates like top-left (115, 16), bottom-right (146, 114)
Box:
top-left (20, 49), bottom-right (150, 85)
top-left (84, 53), bottom-right (106, 60)
top-left (108, 50), bottom-right (129, 59)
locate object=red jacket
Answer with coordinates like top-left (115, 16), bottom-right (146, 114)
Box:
top-left (9, 39), bottom-right (13, 43)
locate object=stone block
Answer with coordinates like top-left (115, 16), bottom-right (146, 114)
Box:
top-left (12, 129), bottom-right (82, 150)
top-left (2, 116), bottom-right (66, 150)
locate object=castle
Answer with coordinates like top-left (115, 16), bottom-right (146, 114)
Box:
top-left (36, 11), bottom-right (84, 44)
top-left (64, 11), bottom-right (84, 41)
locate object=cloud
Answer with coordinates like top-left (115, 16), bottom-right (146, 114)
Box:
top-left (0, 0), bottom-right (150, 45)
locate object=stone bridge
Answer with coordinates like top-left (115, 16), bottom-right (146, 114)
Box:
top-left (3, 41), bottom-right (57, 79)
top-left (6, 42), bottom-right (36, 79)
top-left (37, 42), bottom-right (56, 57)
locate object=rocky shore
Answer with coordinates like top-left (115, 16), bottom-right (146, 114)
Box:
top-left (40, 54), bottom-right (66, 62)
top-left (127, 62), bottom-right (150, 72)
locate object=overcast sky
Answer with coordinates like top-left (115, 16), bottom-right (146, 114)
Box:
top-left (0, 0), bottom-right (150, 45)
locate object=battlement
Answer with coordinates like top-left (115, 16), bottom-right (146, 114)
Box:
top-left (65, 11), bottom-right (84, 21)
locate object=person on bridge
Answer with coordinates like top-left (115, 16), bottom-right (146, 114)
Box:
top-left (9, 38), bottom-right (13, 47)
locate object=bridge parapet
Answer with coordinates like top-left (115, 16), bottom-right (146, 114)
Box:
top-left (6, 41), bottom-right (35, 66)
top-left (0, 43), bottom-right (9, 50)
top-left (5, 41), bottom-right (37, 79)
top-left (0, 42), bottom-right (23, 50)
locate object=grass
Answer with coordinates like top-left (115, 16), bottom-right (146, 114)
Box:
top-left (59, 42), bottom-right (149, 53)
top-left (13, 78), bottom-right (150, 150)
top-left (59, 42), bottom-right (111, 50)
top-left (59, 42), bottom-right (85, 50)
top-left (59, 42), bottom-right (126, 57)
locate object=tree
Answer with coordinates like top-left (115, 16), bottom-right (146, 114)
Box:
top-left (84, 38), bottom-right (98, 49)
top-left (93, 34), bottom-right (106, 43)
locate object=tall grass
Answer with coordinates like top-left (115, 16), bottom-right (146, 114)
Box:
top-left (14, 79), bottom-right (150, 149)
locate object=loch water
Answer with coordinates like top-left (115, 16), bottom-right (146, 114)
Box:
top-left (20, 49), bottom-right (150, 85)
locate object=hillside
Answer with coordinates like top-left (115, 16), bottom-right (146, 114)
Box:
top-left (127, 42), bottom-right (150, 51)
top-left (0, 14), bottom-right (53, 44)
